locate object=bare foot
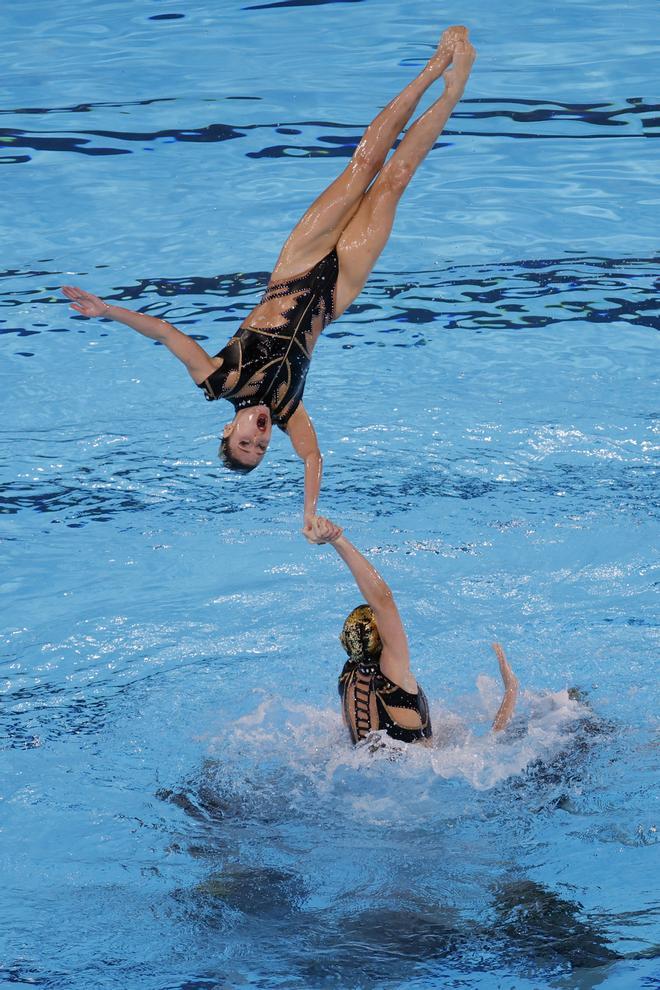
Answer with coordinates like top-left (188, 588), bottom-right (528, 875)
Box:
top-left (428, 24), bottom-right (468, 73)
top-left (443, 38), bottom-right (477, 98)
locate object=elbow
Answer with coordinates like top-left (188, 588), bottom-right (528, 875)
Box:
top-left (159, 322), bottom-right (178, 344)
top-left (372, 581), bottom-right (394, 609)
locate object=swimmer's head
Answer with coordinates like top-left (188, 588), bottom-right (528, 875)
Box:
top-left (220, 405), bottom-right (272, 473)
top-left (340, 604), bottom-right (382, 665)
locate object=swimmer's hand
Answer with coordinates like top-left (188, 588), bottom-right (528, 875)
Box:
top-left (62, 286), bottom-right (110, 318)
top-left (302, 518), bottom-right (315, 542)
top-left (304, 516), bottom-right (343, 545)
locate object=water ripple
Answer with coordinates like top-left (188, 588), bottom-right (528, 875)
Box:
top-left (1, 97), bottom-right (657, 164)
top-left (1, 255), bottom-right (658, 340)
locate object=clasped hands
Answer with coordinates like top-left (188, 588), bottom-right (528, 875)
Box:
top-left (303, 515), bottom-right (342, 545)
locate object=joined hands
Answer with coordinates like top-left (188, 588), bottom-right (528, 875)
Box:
top-left (303, 515), bottom-right (343, 545)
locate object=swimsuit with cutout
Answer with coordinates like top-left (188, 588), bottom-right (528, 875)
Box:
top-left (338, 657), bottom-right (433, 745)
top-left (198, 249), bottom-right (338, 427)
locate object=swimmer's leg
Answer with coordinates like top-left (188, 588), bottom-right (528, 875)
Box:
top-left (491, 643), bottom-right (519, 732)
top-left (270, 26), bottom-right (468, 280)
top-left (333, 36), bottom-right (476, 317)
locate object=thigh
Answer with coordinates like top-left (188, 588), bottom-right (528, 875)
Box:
top-left (333, 183), bottom-right (400, 318)
top-left (270, 159), bottom-right (374, 281)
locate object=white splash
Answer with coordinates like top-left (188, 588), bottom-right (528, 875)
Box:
top-left (207, 682), bottom-right (591, 798)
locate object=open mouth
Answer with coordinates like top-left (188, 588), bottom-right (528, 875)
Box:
top-left (256, 413), bottom-right (268, 430)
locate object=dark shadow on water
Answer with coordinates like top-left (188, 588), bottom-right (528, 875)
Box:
top-left (191, 864), bottom-right (306, 918)
top-left (153, 710), bottom-right (638, 986)
top-left (168, 868), bottom-right (627, 986)
top-left (297, 880), bottom-right (626, 983)
top-left (494, 879), bottom-right (621, 970)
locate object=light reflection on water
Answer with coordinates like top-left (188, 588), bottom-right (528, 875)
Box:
top-left (2, 0), bottom-right (659, 986)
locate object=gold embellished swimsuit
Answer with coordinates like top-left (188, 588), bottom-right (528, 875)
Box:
top-left (338, 658), bottom-right (433, 746)
top-left (198, 249), bottom-right (338, 427)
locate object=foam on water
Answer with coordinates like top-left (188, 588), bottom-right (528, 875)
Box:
top-left (205, 682), bottom-right (595, 801)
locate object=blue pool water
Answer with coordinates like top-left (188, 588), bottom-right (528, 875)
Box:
top-left (2, 1), bottom-right (659, 988)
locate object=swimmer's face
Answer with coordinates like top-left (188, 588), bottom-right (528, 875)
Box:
top-left (223, 406), bottom-right (272, 469)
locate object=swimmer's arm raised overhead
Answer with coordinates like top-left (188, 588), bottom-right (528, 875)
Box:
top-left (61, 286), bottom-right (217, 385)
top-left (490, 643), bottom-right (519, 732)
top-left (309, 517), bottom-right (415, 691)
top-left (285, 403), bottom-right (324, 537)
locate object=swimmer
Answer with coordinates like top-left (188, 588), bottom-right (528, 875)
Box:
top-left (62, 27), bottom-right (476, 539)
top-left (307, 516), bottom-right (519, 746)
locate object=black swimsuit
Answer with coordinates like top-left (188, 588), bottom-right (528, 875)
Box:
top-left (338, 658), bottom-right (433, 746)
top-left (198, 249), bottom-right (339, 427)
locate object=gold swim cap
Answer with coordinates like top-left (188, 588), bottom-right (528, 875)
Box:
top-left (339, 604), bottom-right (382, 664)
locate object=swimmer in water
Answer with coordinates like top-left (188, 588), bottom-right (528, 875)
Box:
top-left (62, 27), bottom-right (476, 540)
top-left (307, 516), bottom-right (519, 746)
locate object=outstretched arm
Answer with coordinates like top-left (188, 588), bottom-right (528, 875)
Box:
top-left (284, 403), bottom-right (323, 537)
top-left (491, 643), bottom-right (519, 732)
top-left (308, 517), bottom-right (415, 690)
top-left (62, 286), bottom-right (217, 384)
